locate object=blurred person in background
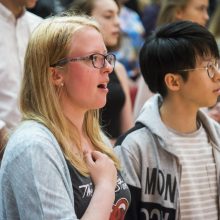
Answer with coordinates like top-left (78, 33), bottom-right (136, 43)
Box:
top-left (209, 3), bottom-right (220, 51)
top-left (0, 0), bottom-right (42, 160)
top-left (157, 0), bottom-right (209, 27)
top-left (116, 0), bottom-right (145, 81)
top-left (28, 0), bottom-right (64, 18)
top-left (141, 0), bottom-right (161, 37)
top-left (115, 0), bottom-right (146, 108)
top-left (69, 0), bottom-right (133, 144)
top-left (125, 0), bottom-right (141, 15)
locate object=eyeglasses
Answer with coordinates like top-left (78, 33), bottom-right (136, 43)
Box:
top-left (178, 60), bottom-right (220, 79)
top-left (50, 53), bottom-right (116, 69)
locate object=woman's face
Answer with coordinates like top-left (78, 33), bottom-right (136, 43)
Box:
top-left (176, 0), bottom-right (209, 26)
top-left (58, 27), bottom-right (113, 114)
top-left (91, 0), bottom-right (120, 47)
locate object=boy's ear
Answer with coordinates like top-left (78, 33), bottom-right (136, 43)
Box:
top-left (49, 67), bottom-right (64, 86)
top-left (164, 73), bottom-right (181, 91)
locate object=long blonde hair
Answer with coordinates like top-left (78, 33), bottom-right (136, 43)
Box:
top-left (20, 15), bottom-right (120, 175)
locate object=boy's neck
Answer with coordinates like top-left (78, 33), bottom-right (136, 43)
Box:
top-left (159, 97), bottom-right (199, 134)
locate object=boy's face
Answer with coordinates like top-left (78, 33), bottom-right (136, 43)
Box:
top-left (176, 0), bottom-right (209, 27)
top-left (175, 57), bottom-right (220, 108)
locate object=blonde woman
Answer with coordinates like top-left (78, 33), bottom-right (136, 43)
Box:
top-left (0, 15), bottom-right (130, 220)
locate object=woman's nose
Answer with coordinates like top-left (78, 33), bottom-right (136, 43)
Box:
top-left (102, 59), bottom-right (114, 74)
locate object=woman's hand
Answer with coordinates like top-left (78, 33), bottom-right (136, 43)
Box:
top-left (81, 151), bottom-right (117, 219)
top-left (84, 150), bottom-right (117, 190)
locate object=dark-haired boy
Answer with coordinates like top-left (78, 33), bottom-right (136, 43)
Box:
top-left (115, 20), bottom-right (220, 220)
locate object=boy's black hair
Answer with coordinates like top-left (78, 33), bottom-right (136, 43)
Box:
top-left (139, 20), bottom-right (219, 97)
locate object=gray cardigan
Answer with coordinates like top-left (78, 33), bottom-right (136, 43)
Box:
top-left (0, 121), bottom-right (79, 219)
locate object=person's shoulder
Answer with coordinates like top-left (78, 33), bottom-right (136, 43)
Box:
top-left (2, 121), bottom-right (59, 165)
top-left (114, 122), bottom-right (153, 171)
top-left (115, 122), bottom-right (146, 146)
top-left (24, 11), bottom-right (43, 30)
top-left (11, 120), bottom-right (52, 139)
top-left (25, 10), bottom-right (43, 21)
top-left (9, 121), bottom-right (50, 144)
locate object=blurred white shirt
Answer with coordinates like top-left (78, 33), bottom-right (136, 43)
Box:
top-left (0, 3), bottom-right (42, 130)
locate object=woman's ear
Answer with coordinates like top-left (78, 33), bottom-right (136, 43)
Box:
top-left (164, 73), bottom-right (181, 91)
top-left (49, 67), bottom-right (64, 86)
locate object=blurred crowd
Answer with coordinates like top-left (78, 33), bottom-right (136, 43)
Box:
top-left (1, 0), bottom-right (220, 152)
top-left (0, 0), bottom-right (220, 220)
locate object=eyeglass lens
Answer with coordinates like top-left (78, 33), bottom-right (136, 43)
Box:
top-left (92, 54), bottom-right (115, 68)
top-left (208, 60), bottom-right (219, 78)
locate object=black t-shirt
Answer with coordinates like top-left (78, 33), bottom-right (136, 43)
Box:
top-left (66, 160), bottom-right (131, 219)
top-left (100, 69), bottom-right (126, 139)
